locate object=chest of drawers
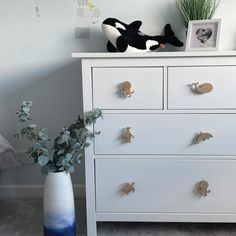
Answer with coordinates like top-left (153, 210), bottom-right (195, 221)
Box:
top-left (73, 51), bottom-right (236, 236)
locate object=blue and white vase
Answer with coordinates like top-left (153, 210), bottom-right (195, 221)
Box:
top-left (44, 172), bottom-right (76, 236)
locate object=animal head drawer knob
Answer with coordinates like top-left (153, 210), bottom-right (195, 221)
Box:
top-left (194, 132), bottom-right (213, 144)
top-left (120, 81), bottom-right (134, 97)
top-left (197, 180), bottom-right (211, 197)
top-left (121, 182), bottom-right (135, 195)
top-left (192, 82), bottom-right (213, 94)
top-left (122, 127), bottom-right (134, 143)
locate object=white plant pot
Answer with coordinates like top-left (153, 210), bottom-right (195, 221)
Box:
top-left (44, 172), bottom-right (76, 236)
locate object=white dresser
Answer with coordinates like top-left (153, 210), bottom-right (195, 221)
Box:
top-left (73, 51), bottom-right (236, 236)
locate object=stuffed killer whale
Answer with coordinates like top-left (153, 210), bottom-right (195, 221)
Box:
top-left (102, 18), bottom-right (184, 53)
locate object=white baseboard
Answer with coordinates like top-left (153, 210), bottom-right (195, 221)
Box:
top-left (0, 184), bottom-right (85, 198)
top-left (1, 152), bottom-right (86, 198)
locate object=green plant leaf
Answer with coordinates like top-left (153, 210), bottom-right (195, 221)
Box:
top-left (22, 106), bottom-right (30, 113)
top-left (15, 101), bottom-right (102, 175)
top-left (34, 142), bottom-right (42, 149)
top-left (73, 142), bottom-right (81, 150)
top-left (41, 163), bottom-right (57, 175)
top-left (40, 148), bottom-right (49, 156)
top-left (57, 149), bottom-right (65, 155)
top-left (23, 101), bottom-right (32, 107)
top-left (65, 153), bottom-right (73, 161)
top-left (39, 129), bottom-right (49, 141)
top-left (69, 165), bottom-right (75, 173)
top-left (38, 155), bottom-right (49, 167)
top-left (177, 0), bottom-right (221, 27)
top-left (28, 123), bottom-right (37, 129)
top-left (76, 153), bottom-right (82, 164)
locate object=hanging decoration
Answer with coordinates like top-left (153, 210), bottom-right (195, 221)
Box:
top-left (35, 0), bottom-right (40, 17)
top-left (75, 0), bottom-right (101, 38)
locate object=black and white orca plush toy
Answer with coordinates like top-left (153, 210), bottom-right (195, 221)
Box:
top-left (102, 18), bottom-right (184, 53)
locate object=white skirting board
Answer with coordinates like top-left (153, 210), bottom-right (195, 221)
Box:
top-left (0, 151), bottom-right (85, 198)
top-left (0, 184), bottom-right (85, 198)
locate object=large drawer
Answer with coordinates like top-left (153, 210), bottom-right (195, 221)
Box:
top-left (94, 114), bottom-right (236, 155)
top-left (92, 67), bottom-right (163, 110)
top-left (96, 159), bottom-right (236, 213)
top-left (168, 66), bottom-right (236, 110)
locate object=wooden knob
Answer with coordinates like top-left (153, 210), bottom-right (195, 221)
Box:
top-left (120, 81), bottom-right (134, 97)
top-left (122, 127), bottom-right (134, 143)
top-left (192, 82), bottom-right (213, 94)
top-left (194, 132), bottom-right (213, 144)
top-left (197, 180), bottom-right (211, 197)
top-left (121, 182), bottom-right (135, 195)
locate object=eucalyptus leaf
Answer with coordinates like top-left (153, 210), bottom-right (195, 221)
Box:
top-left (61, 132), bottom-right (70, 142)
top-left (65, 153), bottom-right (73, 161)
top-left (22, 106), bottom-right (30, 113)
top-left (61, 159), bottom-right (68, 166)
top-left (38, 155), bottom-right (49, 167)
top-left (69, 165), bottom-right (75, 173)
top-left (23, 101), bottom-right (32, 107)
top-left (73, 142), bottom-right (81, 150)
top-left (28, 124), bottom-right (37, 129)
top-left (56, 138), bottom-right (65, 145)
top-left (77, 153), bottom-right (82, 164)
top-left (70, 130), bottom-right (77, 138)
top-left (58, 167), bottom-right (65, 171)
top-left (83, 143), bottom-right (90, 148)
top-left (39, 129), bottom-right (49, 141)
top-left (57, 149), bottom-right (65, 155)
top-left (34, 142), bottom-right (42, 149)
top-left (40, 148), bottom-right (49, 155)
top-left (15, 102), bottom-right (102, 174)
top-left (45, 163), bottom-right (57, 173)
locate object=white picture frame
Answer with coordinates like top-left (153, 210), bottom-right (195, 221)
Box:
top-left (185, 19), bottom-right (221, 51)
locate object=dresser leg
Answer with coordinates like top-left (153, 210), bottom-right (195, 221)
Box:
top-left (86, 218), bottom-right (97, 236)
top-left (85, 185), bottom-right (97, 236)
top-left (85, 153), bottom-right (97, 236)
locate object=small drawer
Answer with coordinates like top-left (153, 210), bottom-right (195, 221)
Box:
top-left (168, 66), bottom-right (236, 110)
top-left (96, 159), bottom-right (236, 213)
top-left (94, 114), bottom-right (236, 155)
top-left (92, 67), bottom-right (163, 110)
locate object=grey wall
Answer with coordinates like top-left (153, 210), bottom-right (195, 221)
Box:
top-left (0, 0), bottom-right (235, 187)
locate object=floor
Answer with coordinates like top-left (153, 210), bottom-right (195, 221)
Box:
top-left (1, 199), bottom-right (236, 235)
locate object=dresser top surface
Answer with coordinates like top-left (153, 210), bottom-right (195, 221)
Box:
top-left (72, 50), bottom-right (236, 59)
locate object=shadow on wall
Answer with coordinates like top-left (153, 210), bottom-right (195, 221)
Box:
top-left (74, 28), bottom-right (107, 52)
top-left (0, 59), bottom-right (85, 185)
top-left (0, 60), bottom-right (83, 147)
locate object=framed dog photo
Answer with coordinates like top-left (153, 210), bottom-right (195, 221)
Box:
top-left (186, 19), bottom-right (221, 51)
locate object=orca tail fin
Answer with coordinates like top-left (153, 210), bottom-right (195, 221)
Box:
top-left (164, 24), bottom-right (184, 47)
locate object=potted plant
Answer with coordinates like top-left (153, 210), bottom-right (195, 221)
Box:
top-left (14, 101), bottom-right (102, 236)
top-left (177, 0), bottom-right (221, 28)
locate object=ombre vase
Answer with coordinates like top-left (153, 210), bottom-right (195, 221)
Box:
top-left (44, 172), bottom-right (76, 236)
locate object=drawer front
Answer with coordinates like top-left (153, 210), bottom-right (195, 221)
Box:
top-left (96, 159), bottom-right (236, 213)
top-left (94, 114), bottom-right (236, 155)
top-left (92, 67), bottom-right (163, 110)
top-left (168, 66), bottom-right (236, 110)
